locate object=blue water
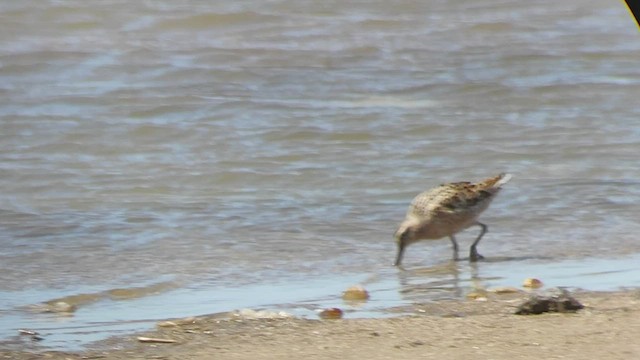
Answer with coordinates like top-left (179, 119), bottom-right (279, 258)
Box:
top-left (1, 0), bottom-right (640, 350)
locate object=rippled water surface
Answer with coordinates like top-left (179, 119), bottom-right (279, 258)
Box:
top-left (1, 0), bottom-right (640, 350)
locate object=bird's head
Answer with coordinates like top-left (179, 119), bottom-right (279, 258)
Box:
top-left (393, 220), bottom-right (418, 266)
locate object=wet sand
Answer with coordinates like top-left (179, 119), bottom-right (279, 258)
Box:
top-left (4, 289), bottom-right (640, 360)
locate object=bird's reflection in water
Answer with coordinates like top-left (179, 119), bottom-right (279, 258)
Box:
top-left (395, 255), bottom-right (556, 303)
top-left (396, 261), bottom-right (487, 303)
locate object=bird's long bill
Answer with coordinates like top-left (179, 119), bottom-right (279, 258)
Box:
top-left (394, 242), bottom-right (405, 266)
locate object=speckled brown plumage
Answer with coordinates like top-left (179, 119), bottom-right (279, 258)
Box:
top-left (394, 173), bottom-right (511, 266)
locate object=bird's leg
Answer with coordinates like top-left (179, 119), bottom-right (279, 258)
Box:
top-left (449, 235), bottom-right (459, 261)
top-left (469, 222), bottom-right (487, 262)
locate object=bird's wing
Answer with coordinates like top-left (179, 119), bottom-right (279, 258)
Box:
top-left (410, 182), bottom-right (492, 217)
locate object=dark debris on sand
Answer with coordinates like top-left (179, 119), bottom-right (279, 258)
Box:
top-left (515, 288), bottom-right (584, 315)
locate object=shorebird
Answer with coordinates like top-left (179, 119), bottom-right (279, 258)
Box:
top-left (394, 173), bottom-right (512, 266)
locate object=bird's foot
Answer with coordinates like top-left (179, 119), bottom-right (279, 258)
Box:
top-left (469, 250), bottom-right (484, 262)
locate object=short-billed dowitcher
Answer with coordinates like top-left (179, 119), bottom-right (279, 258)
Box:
top-left (394, 173), bottom-right (512, 266)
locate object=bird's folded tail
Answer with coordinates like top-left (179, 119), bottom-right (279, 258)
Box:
top-left (479, 173), bottom-right (512, 189)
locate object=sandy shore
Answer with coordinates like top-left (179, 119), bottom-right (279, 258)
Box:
top-left (3, 289), bottom-right (640, 360)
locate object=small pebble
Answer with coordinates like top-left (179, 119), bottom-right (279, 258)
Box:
top-left (318, 308), bottom-right (343, 320)
top-left (523, 278), bottom-right (543, 289)
top-left (342, 285), bottom-right (370, 301)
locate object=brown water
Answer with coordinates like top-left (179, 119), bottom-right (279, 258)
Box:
top-left (1, 0), bottom-right (640, 350)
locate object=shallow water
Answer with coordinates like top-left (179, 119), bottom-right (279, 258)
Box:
top-left (3, 255), bottom-right (640, 350)
top-left (1, 0), bottom-right (640, 350)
